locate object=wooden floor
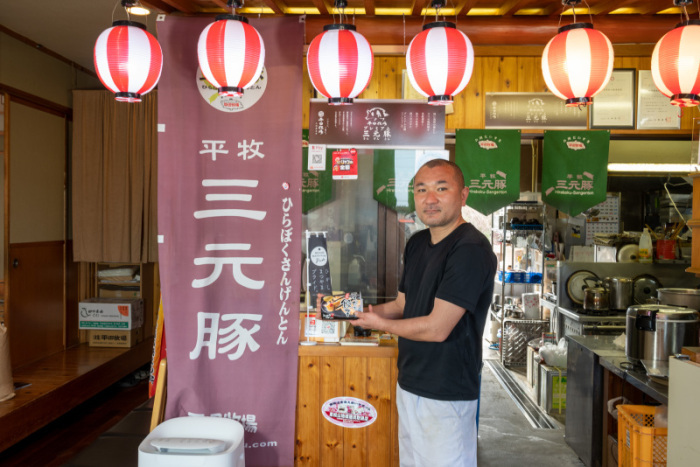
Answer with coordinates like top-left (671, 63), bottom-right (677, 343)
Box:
top-left (0, 377), bottom-right (150, 466)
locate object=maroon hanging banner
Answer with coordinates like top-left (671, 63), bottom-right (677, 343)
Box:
top-left (157, 16), bottom-right (303, 466)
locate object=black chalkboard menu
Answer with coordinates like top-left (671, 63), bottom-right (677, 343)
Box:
top-left (306, 232), bottom-right (333, 308)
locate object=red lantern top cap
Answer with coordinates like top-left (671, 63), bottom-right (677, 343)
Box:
top-left (558, 22), bottom-right (594, 34)
top-left (111, 20), bottom-right (147, 30)
top-left (214, 13), bottom-right (249, 23)
top-left (323, 23), bottom-right (356, 32)
top-left (423, 21), bottom-right (456, 31)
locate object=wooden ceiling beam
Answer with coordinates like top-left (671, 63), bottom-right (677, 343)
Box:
top-left (157, 0), bottom-right (199, 14)
top-left (412, 0), bottom-right (429, 17)
top-left (310, 0), bottom-right (329, 15)
top-left (141, 0), bottom-right (177, 14)
top-left (501, 0), bottom-right (533, 17)
top-left (457, 0), bottom-right (479, 15)
top-left (261, 0), bottom-right (285, 14)
top-left (364, 0), bottom-right (375, 17)
top-left (591, 0), bottom-right (638, 15)
top-left (210, 0), bottom-right (229, 10)
top-left (304, 14), bottom-right (679, 44)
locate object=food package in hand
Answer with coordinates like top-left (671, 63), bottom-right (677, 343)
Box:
top-left (321, 292), bottom-right (362, 320)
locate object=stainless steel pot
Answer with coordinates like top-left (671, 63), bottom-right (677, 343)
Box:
top-left (603, 276), bottom-right (633, 311)
top-left (656, 288), bottom-right (700, 311)
top-left (584, 286), bottom-right (609, 312)
top-left (625, 304), bottom-right (700, 364)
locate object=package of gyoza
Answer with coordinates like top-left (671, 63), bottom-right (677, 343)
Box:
top-left (321, 292), bottom-right (362, 320)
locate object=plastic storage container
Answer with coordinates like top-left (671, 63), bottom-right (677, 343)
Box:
top-left (617, 405), bottom-right (667, 466)
top-left (638, 228), bottom-right (653, 263)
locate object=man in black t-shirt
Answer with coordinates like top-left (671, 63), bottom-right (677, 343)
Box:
top-left (354, 159), bottom-right (496, 466)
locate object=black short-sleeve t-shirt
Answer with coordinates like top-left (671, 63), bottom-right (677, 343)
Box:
top-left (397, 223), bottom-right (497, 401)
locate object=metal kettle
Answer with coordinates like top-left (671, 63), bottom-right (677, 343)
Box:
top-left (603, 276), bottom-right (634, 311)
top-left (583, 278), bottom-right (609, 312)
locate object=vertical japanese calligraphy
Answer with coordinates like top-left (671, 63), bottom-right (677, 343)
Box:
top-left (157, 16), bottom-right (303, 467)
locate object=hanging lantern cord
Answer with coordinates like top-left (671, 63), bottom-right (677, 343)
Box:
top-left (335, 0), bottom-right (347, 23)
top-left (559, 0), bottom-right (582, 28)
top-left (431, 0), bottom-right (445, 22)
top-left (227, 0), bottom-right (244, 14)
top-left (673, 0), bottom-right (693, 22)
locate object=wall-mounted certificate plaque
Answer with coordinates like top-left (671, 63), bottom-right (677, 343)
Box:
top-left (636, 70), bottom-right (681, 130)
top-left (590, 69), bottom-right (636, 129)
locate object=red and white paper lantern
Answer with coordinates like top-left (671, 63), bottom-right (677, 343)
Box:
top-left (406, 22), bottom-right (474, 106)
top-left (307, 24), bottom-right (374, 105)
top-left (197, 15), bottom-right (265, 97)
top-left (541, 23), bottom-right (614, 107)
top-left (94, 21), bottom-right (163, 103)
top-left (651, 20), bottom-right (700, 107)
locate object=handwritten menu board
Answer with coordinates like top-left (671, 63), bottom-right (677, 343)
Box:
top-left (306, 232), bottom-right (332, 306)
top-left (636, 70), bottom-right (681, 130)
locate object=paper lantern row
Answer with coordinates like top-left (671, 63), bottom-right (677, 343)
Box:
top-left (94, 17), bottom-right (700, 110)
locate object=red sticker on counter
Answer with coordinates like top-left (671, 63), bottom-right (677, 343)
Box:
top-left (322, 397), bottom-right (377, 428)
top-left (331, 149), bottom-right (358, 180)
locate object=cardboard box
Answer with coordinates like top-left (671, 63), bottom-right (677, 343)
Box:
top-left (88, 327), bottom-right (144, 348)
top-left (300, 313), bottom-right (348, 342)
top-left (79, 298), bottom-right (144, 330)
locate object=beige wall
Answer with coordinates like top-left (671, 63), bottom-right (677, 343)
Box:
top-left (9, 102), bottom-right (65, 243)
top-left (0, 32), bottom-right (101, 107)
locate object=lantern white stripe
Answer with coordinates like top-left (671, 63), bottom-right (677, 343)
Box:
top-left (567, 30), bottom-right (593, 98)
top-left (425, 28), bottom-right (449, 95)
top-left (650, 44), bottom-right (669, 97)
top-left (197, 23), bottom-right (218, 87)
top-left (350, 32), bottom-right (373, 97)
top-left (127, 27), bottom-right (150, 93)
top-left (94, 30), bottom-right (118, 93)
top-left (318, 32), bottom-right (342, 98)
top-left (224, 21), bottom-right (245, 87)
top-left (678, 26), bottom-right (700, 92)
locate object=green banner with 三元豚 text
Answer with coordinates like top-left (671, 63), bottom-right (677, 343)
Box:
top-left (542, 130), bottom-right (610, 217)
top-left (302, 130), bottom-right (332, 213)
top-left (455, 129), bottom-right (522, 216)
top-left (373, 149), bottom-right (416, 213)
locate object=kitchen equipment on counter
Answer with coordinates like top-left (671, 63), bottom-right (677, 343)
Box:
top-left (617, 244), bottom-right (640, 263)
top-left (583, 285), bottom-right (610, 314)
top-left (625, 304), bottom-right (700, 365)
top-left (633, 274), bottom-right (662, 304)
top-left (656, 288), bottom-right (700, 311)
top-left (566, 270), bottom-right (598, 306)
top-left (603, 276), bottom-right (634, 311)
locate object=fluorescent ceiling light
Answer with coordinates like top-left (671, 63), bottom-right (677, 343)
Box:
top-left (607, 163), bottom-right (693, 173)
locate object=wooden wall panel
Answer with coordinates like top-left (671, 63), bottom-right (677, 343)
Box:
top-left (8, 241), bottom-right (64, 369)
top-left (366, 357), bottom-right (392, 467)
top-left (296, 349), bottom-right (399, 467)
top-left (301, 53), bottom-right (697, 132)
top-left (319, 356), bottom-right (344, 466)
top-left (296, 355), bottom-right (321, 465)
top-left (343, 356), bottom-right (368, 467)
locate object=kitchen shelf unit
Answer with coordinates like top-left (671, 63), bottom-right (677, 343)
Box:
top-left (491, 201), bottom-right (548, 366)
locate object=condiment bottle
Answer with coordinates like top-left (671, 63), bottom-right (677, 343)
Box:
top-left (638, 228), bottom-right (653, 263)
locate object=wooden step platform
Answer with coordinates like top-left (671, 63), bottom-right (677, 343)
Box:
top-left (0, 340), bottom-right (152, 453)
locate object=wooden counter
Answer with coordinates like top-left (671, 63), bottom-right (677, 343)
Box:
top-left (295, 338), bottom-right (399, 467)
top-left (0, 341), bottom-right (151, 453)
